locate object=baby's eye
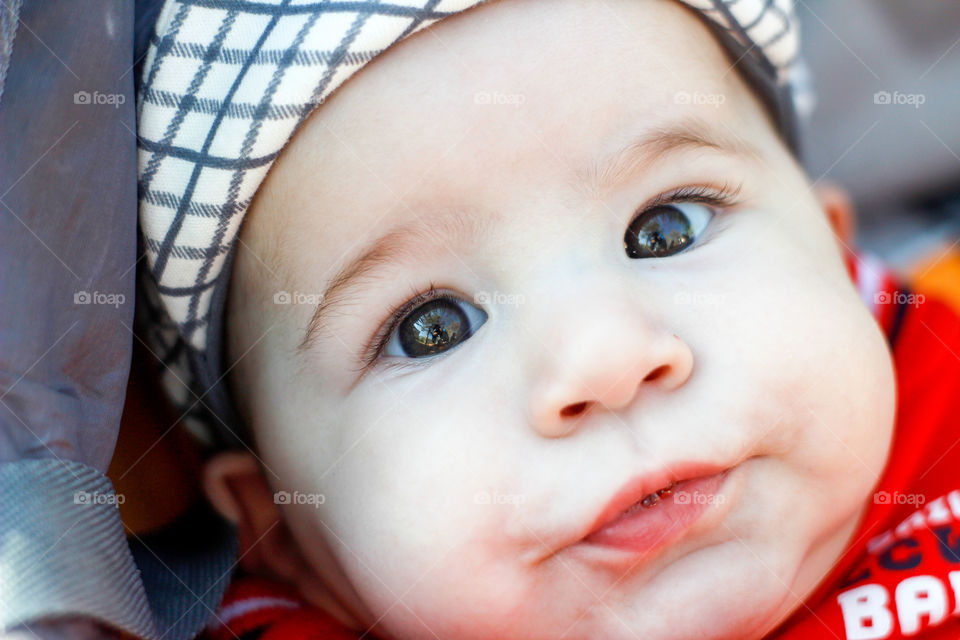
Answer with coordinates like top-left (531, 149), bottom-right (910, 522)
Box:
top-left (624, 201), bottom-right (717, 259)
top-left (381, 295), bottom-right (488, 360)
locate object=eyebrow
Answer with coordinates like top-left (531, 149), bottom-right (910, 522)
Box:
top-left (298, 116), bottom-right (762, 358)
top-left (575, 115), bottom-right (763, 197)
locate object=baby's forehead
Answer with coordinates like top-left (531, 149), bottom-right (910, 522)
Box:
top-left (336, 0), bottom-right (737, 116)
top-left (270, 4), bottom-right (755, 197)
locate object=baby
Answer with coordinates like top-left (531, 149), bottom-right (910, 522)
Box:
top-left (135, 0), bottom-right (960, 639)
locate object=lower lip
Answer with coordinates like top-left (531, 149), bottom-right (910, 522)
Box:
top-left (582, 471), bottom-right (730, 554)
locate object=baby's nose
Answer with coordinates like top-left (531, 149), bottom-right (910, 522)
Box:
top-left (527, 309), bottom-right (693, 438)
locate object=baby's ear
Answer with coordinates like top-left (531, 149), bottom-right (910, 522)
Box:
top-left (202, 451), bottom-right (306, 583)
top-left (814, 180), bottom-right (857, 248)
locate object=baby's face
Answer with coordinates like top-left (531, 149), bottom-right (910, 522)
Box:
top-left (226, 0), bottom-right (897, 637)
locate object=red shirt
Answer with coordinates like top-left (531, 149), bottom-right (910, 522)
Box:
top-left (202, 251), bottom-right (960, 640)
top-left (201, 574), bottom-right (361, 640)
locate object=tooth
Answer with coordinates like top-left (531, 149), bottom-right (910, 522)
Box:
top-left (640, 493), bottom-right (660, 508)
top-left (624, 481), bottom-right (680, 515)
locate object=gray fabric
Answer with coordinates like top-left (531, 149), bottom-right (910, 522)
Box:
top-left (0, 459), bottom-right (158, 639)
top-left (0, 0), bottom-right (21, 107)
top-left (0, 2), bottom-right (239, 638)
top-left (128, 503), bottom-right (238, 640)
top-left (9, 616), bottom-right (134, 639)
top-left (0, 0), bottom-right (135, 471)
top-left (0, 4), bottom-right (149, 633)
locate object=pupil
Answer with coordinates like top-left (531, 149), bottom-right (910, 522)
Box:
top-left (625, 205), bottom-right (695, 259)
top-left (400, 299), bottom-right (467, 357)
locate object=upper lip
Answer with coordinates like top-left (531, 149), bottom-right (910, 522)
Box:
top-left (582, 461), bottom-right (732, 542)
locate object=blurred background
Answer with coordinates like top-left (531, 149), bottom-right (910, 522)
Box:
top-left (796, 0), bottom-right (960, 276)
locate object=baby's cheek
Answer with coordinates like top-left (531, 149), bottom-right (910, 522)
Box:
top-left (296, 405), bottom-right (535, 630)
top-left (797, 296), bottom-right (895, 487)
top-left (329, 510), bottom-right (533, 639)
top-left (698, 209), bottom-right (893, 488)
top-left (386, 542), bottom-right (536, 638)
top-left (737, 241), bottom-right (895, 494)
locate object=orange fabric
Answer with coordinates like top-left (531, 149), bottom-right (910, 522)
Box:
top-left (905, 243), bottom-right (960, 318)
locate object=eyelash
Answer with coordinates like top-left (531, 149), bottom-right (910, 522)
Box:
top-left (356, 182), bottom-right (743, 374)
top-left (639, 181), bottom-right (742, 214)
top-left (355, 281), bottom-right (450, 374)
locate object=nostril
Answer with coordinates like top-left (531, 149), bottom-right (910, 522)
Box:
top-left (644, 365), bottom-right (669, 382)
top-left (560, 401), bottom-right (588, 418)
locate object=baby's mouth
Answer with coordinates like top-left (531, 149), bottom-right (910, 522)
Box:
top-left (580, 468), bottom-right (732, 556)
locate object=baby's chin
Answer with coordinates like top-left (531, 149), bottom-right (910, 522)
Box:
top-left (358, 540), bottom-right (798, 640)
top-left (578, 542), bottom-right (797, 640)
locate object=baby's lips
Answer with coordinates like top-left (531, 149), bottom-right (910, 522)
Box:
top-left (583, 470), bottom-right (732, 554)
top-left (582, 460), bottom-right (734, 544)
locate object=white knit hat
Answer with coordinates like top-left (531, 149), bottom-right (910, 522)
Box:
top-left (135, 0), bottom-right (811, 450)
